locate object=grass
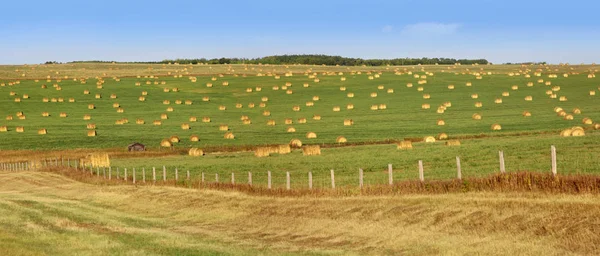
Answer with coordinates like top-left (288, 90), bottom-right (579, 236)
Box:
top-left (0, 64), bottom-right (599, 150)
top-left (1, 171), bottom-right (599, 255)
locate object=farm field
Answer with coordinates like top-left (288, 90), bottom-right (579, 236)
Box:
top-left (0, 63), bottom-right (599, 151)
top-left (1, 171), bottom-right (599, 255)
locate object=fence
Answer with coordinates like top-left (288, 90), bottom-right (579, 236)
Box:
top-left (0, 146), bottom-right (561, 190)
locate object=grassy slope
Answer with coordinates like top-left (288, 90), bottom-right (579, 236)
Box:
top-left (0, 65), bottom-right (599, 150)
top-left (0, 171), bottom-right (598, 255)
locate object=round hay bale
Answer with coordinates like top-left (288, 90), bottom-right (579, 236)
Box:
top-left (502, 92), bottom-right (510, 97)
top-left (511, 85), bottom-right (518, 90)
top-left (336, 136), bottom-right (347, 143)
top-left (475, 102), bottom-right (483, 108)
top-left (582, 118), bottom-right (593, 125)
top-left (188, 148), bottom-right (204, 156)
top-left (417, 87), bottom-right (424, 92)
top-left (224, 132), bottom-right (235, 139)
top-left (42, 112), bottom-right (50, 117)
top-left (560, 129), bottom-right (573, 137)
top-left (248, 103), bottom-right (255, 108)
top-left (554, 107), bottom-right (563, 113)
top-left (83, 114), bottom-right (91, 120)
top-left (313, 96), bottom-right (320, 101)
top-left (422, 103), bottom-right (430, 109)
top-left (0, 126), bottom-right (6, 132)
top-left (525, 96), bottom-right (533, 101)
top-left (263, 110), bottom-right (271, 116)
top-left (160, 139), bottom-right (172, 147)
top-left (136, 119), bottom-right (144, 125)
top-left (523, 111), bottom-right (532, 117)
top-left (287, 127), bottom-right (296, 133)
top-left (347, 93), bottom-right (354, 98)
top-left (387, 89), bottom-right (394, 93)
top-left (347, 104), bottom-right (354, 110)
top-left (472, 113), bottom-right (482, 120)
top-left (344, 119), bottom-right (353, 126)
top-left (202, 96), bottom-right (210, 102)
top-left (219, 125), bottom-right (229, 131)
top-left (243, 119), bottom-right (252, 125)
top-left (289, 139), bottom-right (302, 148)
top-left (95, 94), bottom-right (101, 99)
top-left (302, 145), bottom-right (321, 156)
top-left (59, 112), bottom-right (67, 118)
top-left (471, 94), bottom-right (479, 99)
top-left (38, 128), bottom-right (47, 135)
top-left (437, 120), bottom-right (445, 126)
top-left (590, 91), bottom-right (596, 96)
top-left (306, 132), bottom-right (317, 139)
top-left (564, 114), bottom-right (574, 120)
top-left (333, 106), bottom-right (341, 112)
top-left (379, 104), bottom-right (387, 110)
top-left (370, 92), bottom-right (377, 98)
top-left (169, 136), bottom-right (180, 143)
top-left (437, 133), bottom-right (448, 140)
top-left (267, 120), bottom-right (276, 126)
top-left (190, 135), bottom-right (200, 142)
top-left (160, 113), bottom-right (168, 120)
top-left (181, 123), bottom-right (190, 130)
top-left (495, 98), bottom-right (503, 104)
top-left (305, 102), bottom-right (314, 107)
top-left (593, 123), bottom-right (600, 130)
top-left (313, 115), bottom-right (321, 121)
top-left (571, 127), bottom-right (585, 136)
top-left (88, 104), bottom-right (95, 109)
top-left (153, 120), bottom-right (162, 126)
top-left (491, 124), bottom-right (502, 131)
top-left (87, 130), bottom-right (97, 137)
top-left (559, 96), bottom-right (568, 101)
top-left (397, 140), bottom-right (413, 150)
top-left (423, 94), bottom-right (431, 99)
top-left (573, 108), bottom-right (581, 114)
top-left (370, 105), bottom-right (379, 110)
top-left (424, 136), bottom-right (436, 143)
top-left (298, 118), bottom-right (307, 124)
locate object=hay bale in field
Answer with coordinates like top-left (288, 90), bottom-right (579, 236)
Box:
top-left (160, 113), bottom-right (168, 120)
top-left (189, 148), bottom-right (204, 156)
top-left (42, 112), bottom-right (50, 117)
top-left (87, 130), bottom-right (97, 137)
top-left (302, 145), bottom-right (321, 156)
top-left (0, 126), bottom-right (6, 132)
top-left (557, 110), bottom-right (567, 117)
top-left (593, 123), bottom-right (600, 129)
top-left (235, 103), bottom-right (243, 109)
top-left (202, 117), bottom-right (211, 123)
top-left (370, 92), bottom-right (377, 98)
top-left (445, 140), bottom-right (461, 146)
top-left (116, 108), bottom-right (124, 113)
top-left (202, 96), bottom-right (210, 102)
top-left (346, 104), bottom-right (354, 110)
top-left (175, 100), bottom-right (182, 105)
top-left (332, 106), bottom-right (341, 112)
top-left (135, 119), bottom-right (144, 125)
top-left (343, 119), bottom-right (353, 126)
top-left (387, 89), bottom-right (394, 93)
top-left (511, 85), bottom-right (518, 90)
top-left (313, 115), bottom-right (321, 120)
top-left (181, 123), bottom-right (190, 130)
top-left (42, 98), bottom-right (49, 102)
top-left (424, 136), bottom-right (436, 143)
top-left (15, 126), bottom-right (24, 133)
top-left (491, 124), bottom-right (502, 131)
top-left (306, 132), bottom-right (317, 139)
top-left (166, 107), bottom-right (174, 112)
top-left (88, 104), bottom-right (95, 109)
top-left (573, 108), bottom-right (581, 114)
top-left (284, 118), bottom-right (293, 125)
top-left (169, 136), bottom-right (180, 143)
top-left (347, 92), bottom-right (355, 98)
top-left (590, 91), bottom-right (596, 96)
top-left (423, 94), bottom-right (431, 99)
top-left (475, 102), bottom-right (483, 108)
top-left (83, 90), bottom-right (90, 95)
top-left (160, 139), bottom-right (172, 147)
top-left (397, 140), bottom-right (413, 150)
top-left (68, 98), bottom-right (75, 103)
top-left (59, 112), bottom-right (67, 118)
top-left (422, 103), bottom-right (430, 109)
top-left (447, 85), bottom-right (455, 90)
top-left (559, 96), bottom-right (568, 101)
top-left (262, 110), bottom-right (271, 116)
top-left (38, 128), bottom-right (47, 135)
top-left (523, 111), bottom-right (532, 117)
top-left (172, 88), bottom-right (179, 92)
top-left (437, 133), bottom-right (448, 140)
top-left (560, 128), bottom-right (573, 137)
top-left (472, 113), bottom-right (482, 120)
top-left (525, 96), bottom-right (533, 101)
top-left (437, 120), bottom-right (445, 126)
top-left (564, 114), bottom-right (574, 120)
top-left (189, 116), bottom-right (197, 122)
top-left (495, 98), bottom-right (503, 104)
top-left (110, 94), bottom-right (117, 99)
top-left (278, 144), bottom-right (291, 154)
top-left (282, 138), bottom-right (301, 149)
top-left (298, 118), bottom-right (307, 124)
top-left (379, 104), bottom-right (387, 110)
top-left (417, 87), bottom-right (424, 92)
top-left (471, 94), bottom-right (479, 99)
top-left (267, 120), bottom-right (276, 126)
top-left (254, 147), bottom-right (270, 157)
top-left (312, 96), bottom-right (320, 101)
top-left (190, 135), bottom-right (200, 142)
top-left (95, 94), bottom-right (101, 99)
top-left (79, 153), bottom-right (110, 168)
top-left (582, 118), bottom-right (593, 125)
top-left (153, 120), bottom-right (162, 126)
top-left (571, 126), bottom-right (585, 136)
top-left (87, 123), bottom-right (96, 129)
top-left (287, 126), bottom-right (296, 133)
top-left (224, 132), bottom-right (235, 139)
top-left (305, 101), bottom-right (314, 107)
top-left (336, 136), bottom-right (347, 143)
top-left (370, 105), bottom-right (379, 110)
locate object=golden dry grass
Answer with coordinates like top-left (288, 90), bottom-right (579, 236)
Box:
top-left (0, 171), bottom-right (599, 255)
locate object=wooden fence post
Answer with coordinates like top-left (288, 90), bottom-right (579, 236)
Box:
top-left (152, 167), bottom-right (156, 183)
top-left (109, 167), bottom-right (112, 180)
top-left (103, 167), bottom-right (106, 179)
top-left (67, 158), bottom-right (70, 167)
top-left (175, 168), bottom-right (178, 182)
top-left (359, 168), bottom-right (364, 189)
top-left (456, 156), bottom-right (462, 180)
top-left (330, 169), bottom-right (335, 189)
top-left (215, 173), bottom-right (219, 183)
top-left (163, 166), bottom-right (166, 182)
top-left (418, 160), bottom-right (424, 182)
top-left (248, 172), bottom-right (252, 186)
top-left (499, 151), bottom-right (506, 173)
top-left (286, 172), bottom-right (290, 190)
top-left (124, 168), bottom-right (127, 181)
top-left (75, 160), bottom-right (78, 171)
top-left (143, 168), bottom-right (146, 183)
top-left (116, 167), bottom-right (120, 179)
top-left (308, 172), bottom-right (313, 190)
top-left (231, 172), bottom-right (235, 185)
top-left (201, 172), bottom-right (205, 183)
top-left (61, 157), bottom-right (64, 167)
top-left (187, 170), bottom-right (190, 181)
top-left (388, 164), bottom-right (393, 185)
top-left (267, 171), bottom-right (272, 189)
top-left (96, 167), bottom-right (99, 177)
top-left (551, 145), bottom-right (557, 176)
top-left (133, 168), bottom-right (136, 184)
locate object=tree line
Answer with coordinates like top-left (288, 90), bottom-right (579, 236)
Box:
top-left (68, 54), bottom-right (489, 66)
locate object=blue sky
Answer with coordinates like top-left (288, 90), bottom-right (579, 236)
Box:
top-left (1, 0), bottom-right (599, 64)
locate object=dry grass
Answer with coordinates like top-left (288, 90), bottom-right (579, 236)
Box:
top-left (1, 171), bottom-right (599, 255)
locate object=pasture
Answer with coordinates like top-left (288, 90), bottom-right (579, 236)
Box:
top-left (0, 63), bottom-right (599, 151)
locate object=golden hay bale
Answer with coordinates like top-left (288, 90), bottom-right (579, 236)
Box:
top-left (181, 123), bottom-right (190, 130)
top-left (593, 123), bottom-right (600, 130)
top-left (423, 94), bottom-right (431, 99)
top-left (437, 120), bottom-right (445, 126)
top-left (202, 96), bottom-right (210, 102)
top-left (267, 120), bottom-right (276, 126)
top-left (347, 92), bottom-right (354, 98)
top-left (262, 110), bottom-right (271, 116)
top-left (261, 97), bottom-right (269, 102)
top-left (424, 136), bottom-right (436, 143)
top-left (15, 126), bottom-right (24, 133)
top-left (298, 118), bottom-right (307, 124)
top-left (370, 105), bottom-right (379, 110)
top-left (83, 90), bottom-right (90, 95)
top-left (573, 108), bottom-right (581, 114)
top-left (110, 94), bottom-right (117, 99)
top-left (189, 148), bottom-right (204, 156)
top-left (59, 112), bottom-right (67, 118)
top-left (289, 139), bottom-right (303, 148)
top-left (175, 100), bottom-right (182, 105)
top-left (189, 116), bottom-right (197, 122)
top-left (417, 87), bottom-right (424, 91)
top-left (554, 107), bottom-right (563, 113)
top-left (421, 103), bottom-right (430, 110)
top-left (305, 101), bottom-right (314, 107)
top-left (583, 118), bottom-right (593, 125)
top-left (302, 145), bottom-right (321, 156)
top-left (550, 94), bottom-right (557, 99)
top-left (491, 124), bottom-right (502, 131)
top-left (278, 144), bottom-right (291, 154)
top-left (87, 130), bottom-right (97, 137)
top-left (286, 126), bottom-right (296, 133)
top-left (172, 88), bottom-right (179, 92)
top-left (559, 96), bottom-right (568, 101)
top-left (95, 94), bottom-right (101, 99)
top-left (557, 110), bottom-right (567, 117)
top-left (153, 120), bottom-right (162, 126)
top-left (202, 117), bottom-right (211, 123)
top-left (523, 111), bottom-right (532, 117)
top-left (169, 136), bottom-right (180, 143)
top-left (68, 98), bottom-right (75, 103)
top-left (166, 107), bottom-right (174, 112)
top-left (437, 133), bottom-right (448, 140)
top-left (333, 106), bottom-right (341, 112)
top-left (397, 140), bottom-right (413, 150)
top-left (336, 136), bottom-right (347, 143)
top-left (560, 129), bottom-right (573, 137)
top-left (445, 140), bottom-right (461, 146)
top-left (379, 104), bottom-right (387, 110)
top-left (224, 132), bottom-right (235, 139)
top-left (42, 112), bottom-right (50, 117)
top-left (5, 115), bottom-right (13, 121)
top-left (448, 85), bottom-right (455, 90)
top-left (116, 108), bottom-right (124, 113)
top-left (313, 115), bottom-right (321, 121)
top-left (190, 135), bottom-right (200, 142)
top-left (436, 107), bottom-right (444, 114)
top-left (88, 104), bottom-right (95, 109)
top-left (472, 113), bottom-right (482, 120)
top-left (525, 96), bottom-right (533, 101)
top-left (495, 98), bottom-right (503, 104)
top-left (160, 139), bottom-right (172, 147)
top-left (286, 90), bottom-right (293, 95)
top-left (38, 128), bottom-right (47, 135)
top-left (284, 118), bottom-right (293, 125)
top-left (160, 113), bottom-right (168, 120)
top-left (475, 102), bottom-right (483, 108)
top-left (370, 92), bottom-right (377, 98)
top-left (571, 127), bottom-right (585, 136)
top-left (387, 88), bottom-right (394, 93)
top-left (0, 126), bottom-right (6, 132)
top-left (42, 98), bottom-right (49, 102)
top-left (590, 91), bottom-right (596, 96)
top-left (564, 114), bottom-right (574, 120)
top-left (343, 119), bottom-right (353, 126)
top-left (306, 132), bottom-right (317, 139)
top-left (313, 96), bottom-right (320, 101)
top-left (471, 94), bottom-right (479, 99)
top-left (22, 94), bottom-right (29, 99)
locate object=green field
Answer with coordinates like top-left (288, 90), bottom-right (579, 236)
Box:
top-left (1, 64), bottom-right (599, 150)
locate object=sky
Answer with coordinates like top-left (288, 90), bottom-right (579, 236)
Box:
top-left (1, 0), bottom-right (599, 64)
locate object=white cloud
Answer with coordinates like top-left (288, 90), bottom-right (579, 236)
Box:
top-left (401, 22), bottom-right (461, 36)
top-left (381, 25), bottom-right (393, 33)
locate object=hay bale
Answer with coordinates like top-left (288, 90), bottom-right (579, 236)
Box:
top-left (202, 117), bottom-right (211, 123)
top-left (333, 106), bottom-right (341, 112)
top-left (0, 126), bottom-right (6, 132)
top-left (267, 120), bottom-right (276, 126)
top-left (306, 132), bottom-right (317, 139)
top-left (590, 91), bottom-right (596, 96)
top-left (38, 129), bottom-right (47, 135)
top-left (313, 115), bottom-right (321, 120)
top-left (153, 120), bottom-right (162, 126)
top-left (495, 98), bottom-right (503, 104)
top-left (445, 140), bottom-right (461, 146)
top-left (202, 96), bottom-right (210, 102)
top-left (407, 83), bottom-right (413, 88)
top-left (573, 108), bottom-right (581, 114)
top-left (370, 105), bottom-right (379, 110)
top-left (87, 130), bottom-right (97, 137)
top-left (347, 104), bottom-right (354, 110)
top-left (15, 126), bottom-right (24, 133)
top-left (525, 96), bottom-right (533, 101)
top-left (397, 140), bottom-right (413, 150)
top-left (472, 113), bottom-right (482, 120)
top-left (423, 94), bottom-right (430, 99)
top-left (523, 111), bottom-right (532, 117)
top-left (278, 144), bottom-right (291, 154)
top-left (42, 112), bottom-right (50, 117)
top-left (559, 96), bottom-right (568, 101)
top-left (437, 120), bottom-right (445, 126)
top-left (560, 128), bottom-right (573, 137)
top-left (170, 136), bottom-right (180, 143)
top-left (370, 92), bottom-right (377, 98)
top-left (583, 118), bottom-right (593, 125)
top-left (160, 139), bottom-right (172, 147)
top-left (224, 132), bottom-right (235, 139)
top-left (437, 133), bottom-right (448, 140)
top-left (475, 102), bottom-right (483, 108)
top-left (336, 136), bottom-right (347, 143)
top-left (189, 148), bottom-right (204, 156)
top-left (88, 104), bottom-right (95, 109)
top-left (254, 147), bottom-right (270, 157)
top-left (424, 136), bottom-right (436, 143)
top-left (564, 114), bottom-right (574, 120)
top-left (298, 118), bottom-right (307, 124)
top-left (243, 119), bottom-right (252, 125)
top-left (471, 94), bottom-right (479, 99)
top-left (181, 123), bottom-right (190, 130)
top-left (189, 116), bottom-right (197, 122)
top-left (491, 124), bottom-right (502, 131)
top-left (313, 96), bottom-right (320, 101)
top-left (502, 92), bottom-right (510, 97)
top-left (289, 139), bottom-right (303, 148)
top-left (571, 127), bottom-right (585, 136)
top-left (593, 123), bottom-right (600, 130)
top-left (59, 112), bottom-right (67, 118)
top-left (302, 145), bottom-right (321, 156)
top-left (343, 119), bottom-right (353, 126)
top-left (161, 113), bottom-right (168, 120)
top-left (387, 89), bottom-right (394, 93)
